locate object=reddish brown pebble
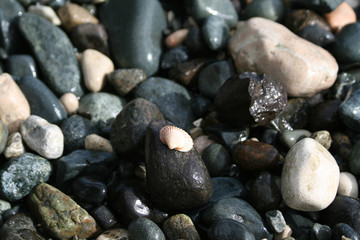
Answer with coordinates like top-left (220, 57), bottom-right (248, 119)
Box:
top-left (169, 59), bottom-right (208, 86)
top-left (60, 93), bottom-right (79, 115)
top-left (165, 29), bottom-right (189, 48)
top-left (232, 140), bottom-right (280, 171)
top-left (324, 2), bottom-right (357, 32)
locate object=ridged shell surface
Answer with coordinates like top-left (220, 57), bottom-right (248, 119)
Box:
top-left (159, 125), bottom-right (193, 152)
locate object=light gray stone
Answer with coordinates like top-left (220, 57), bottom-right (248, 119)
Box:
top-left (4, 132), bottom-right (25, 159)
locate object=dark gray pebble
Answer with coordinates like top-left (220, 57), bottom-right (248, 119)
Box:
top-left (332, 223), bottom-right (360, 240)
top-left (72, 176), bottom-right (107, 205)
top-left (128, 218), bottom-right (165, 240)
top-left (202, 16), bottom-right (230, 51)
top-left (91, 205), bottom-right (118, 230)
top-left (202, 143), bottom-right (232, 177)
top-left (210, 177), bottom-right (248, 203)
top-left (332, 22), bottom-right (360, 63)
top-left (7, 54), bottom-right (37, 78)
top-left (161, 45), bottom-right (189, 70)
top-left (244, 0), bottom-right (284, 22)
top-left (310, 223), bottom-right (332, 240)
top-left (207, 219), bottom-right (255, 240)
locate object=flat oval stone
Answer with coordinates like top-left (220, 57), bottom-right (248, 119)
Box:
top-left (21, 115), bottom-right (64, 159)
top-left (202, 143), bottom-right (232, 177)
top-left (228, 17), bottom-right (338, 97)
top-left (27, 183), bottom-right (98, 239)
top-left (162, 214), bottom-right (200, 240)
top-left (281, 138), bottom-right (340, 211)
top-left (0, 153), bottom-right (51, 201)
top-left (145, 120), bottom-right (212, 211)
top-left (107, 69), bottom-right (147, 96)
top-left (78, 92), bottom-right (127, 123)
top-left (6, 54), bottom-right (37, 78)
top-left (310, 223), bottom-right (332, 240)
top-left (207, 219), bottom-right (256, 240)
top-left (60, 92), bottom-right (79, 115)
top-left (18, 13), bottom-right (84, 97)
top-left (128, 218), bottom-right (165, 240)
top-left (100, 0), bottom-right (166, 76)
top-left (202, 16), bottom-right (230, 51)
top-left (18, 76), bottom-right (67, 124)
top-left (4, 132), bottom-right (24, 159)
top-left (332, 23), bottom-right (360, 63)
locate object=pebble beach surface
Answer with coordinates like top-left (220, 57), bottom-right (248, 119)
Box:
top-left (1, 0), bottom-right (360, 239)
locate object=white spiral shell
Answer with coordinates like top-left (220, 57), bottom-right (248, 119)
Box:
top-left (159, 125), bottom-right (193, 152)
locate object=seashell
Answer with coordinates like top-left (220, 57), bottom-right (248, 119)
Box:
top-left (159, 125), bottom-right (193, 152)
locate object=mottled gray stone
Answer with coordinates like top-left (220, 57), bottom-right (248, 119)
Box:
top-left (0, 199), bottom-right (11, 215)
top-left (202, 16), bottom-right (230, 51)
top-left (265, 210), bottom-right (286, 233)
top-left (128, 218), bottom-right (166, 240)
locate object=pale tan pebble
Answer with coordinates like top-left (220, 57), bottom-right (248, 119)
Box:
top-left (193, 118), bottom-right (202, 128)
top-left (324, 2), bottom-right (357, 32)
top-left (193, 135), bottom-right (215, 155)
top-left (189, 127), bottom-right (203, 139)
top-left (60, 93), bottom-right (79, 115)
top-left (57, 1), bottom-right (99, 32)
top-left (81, 49), bottom-right (114, 92)
top-left (338, 172), bottom-right (358, 198)
top-left (85, 134), bottom-right (114, 153)
top-left (165, 29), bottom-right (189, 48)
top-left (0, 73), bottom-right (30, 133)
top-left (159, 125), bottom-right (193, 152)
top-left (4, 132), bottom-right (25, 159)
top-left (311, 130), bottom-right (332, 150)
top-left (342, 236), bottom-right (352, 240)
top-left (249, 137), bottom-right (259, 142)
top-left (96, 228), bottom-right (129, 240)
top-left (274, 225), bottom-right (292, 240)
top-left (28, 5), bottom-right (61, 26)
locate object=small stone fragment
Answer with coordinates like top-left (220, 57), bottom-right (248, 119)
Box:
top-left (274, 225), bottom-right (292, 240)
top-left (324, 2), bottom-right (357, 32)
top-left (96, 228), bottom-right (129, 240)
top-left (28, 4), bottom-right (61, 25)
top-left (169, 58), bottom-right (208, 86)
top-left (165, 29), bottom-right (189, 48)
top-left (0, 199), bottom-right (11, 215)
top-left (4, 132), bottom-right (24, 159)
top-left (338, 172), bottom-right (358, 198)
top-left (107, 68), bottom-right (147, 96)
top-left (162, 214), bottom-right (200, 240)
top-left (72, 176), bottom-right (107, 205)
top-left (60, 93), bottom-right (79, 115)
top-left (266, 210), bottom-right (287, 233)
top-left (85, 134), bottom-right (114, 153)
top-left (311, 130), bottom-right (332, 149)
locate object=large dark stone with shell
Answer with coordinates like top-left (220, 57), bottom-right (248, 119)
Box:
top-left (145, 120), bottom-right (212, 211)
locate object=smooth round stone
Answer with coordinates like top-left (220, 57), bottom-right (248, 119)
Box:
top-left (332, 223), bottom-right (360, 240)
top-left (311, 130), bottom-right (331, 149)
top-left (81, 49), bottom-right (114, 92)
top-left (107, 68), bottom-right (147, 96)
top-left (228, 18), bottom-right (338, 97)
top-left (202, 15), bottom-right (230, 51)
top-left (202, 143), bottom-right (232, 177)
top-left (332, 23), bottom-right (360, 63)
top-left (96, 228), bottom-right (129, 240)
top-left (91, 205), bottom-right (118, 230)
top-left (4, 132), bottom-right (24, 159)
top-left (162, 214), bottom-right (200, 240)
top-left (292, 0), bottom-right (343, 13)
top-left (279, 129), bottom-right (312, 149)
top-left (208, 219), bottom-right (255, 240)
top-left (244, 0), bottom-right (284, 21)
top-left (18, 76), bottom-right (67, 124)
top-left (198, 61), bottom-right (234, 99)
top-left (28, 183), bottom-right (98, 239)
top-left (72, 176), bottom-right (106, 204)
top-left (60, 92), bottom-right (79, 115)
top-left (145, 120), bottom-right (212, 211)
top-left (265, 210), bottom-right (286, 233)
top-left (0, 153), bottom-right (51, 201)
top-left (21, 115), bottom-right (64, 159)
top-left (60, 115), bottom-right (98, 154)
top-left (18, 13), bottom-right (84, 97)
top-left (232, 140), bottom-right (280, 171)
top-left (310, 100), bottom-right (342, 131)
top-left (325, 2), bottom-right (357, 32)
top-left (85, 134), bottom-right (114, 153)
top-left (28, 4), bottom-right (61, 25)
top-left (331, 72), bottom-right (357, 100)
top-left (134, 77), bottom-right (195, 130)
top-left (128, 218), bottom-right (165, 240)
top-left (0, 213), bottom-right (45, 240)
top-left (100, 0), bottom-right (167, 76)
top-left (0, 120), bottom-right (8, 154)
top-left (281, 138), bottom-right (340, 211)
top-left (165, 29), bottom-right (189, 48)
top-left (161, 45), bottom-right (189, 70)
top-left (201, 197), bottom-right (272, 239)
top-left (194, 135), bottom-right (216, 155)
top-left (339, 88), bottom-right (360, 130)
top-left (188, 0), bottom-right (238, 28)
top-left (57, 1), bottom-right (98, 32)
top-left (250, 171), bottom-right (282, 212)
top-left (6, 54), bottom-right (37, 78)
top-left (210, 177), bottom-right (247, 203)
top-left (338, 172), bottom-right (358, 198)
top-left (78, 92), bottom-right (127, 123)
top-left (0, 73), bottom-right (30, 133)
top-left (70, 23), bottom-right (109, 55)
top-left (168, 58), bottom-right (208, 86)
top-left (310, 223), bottom-right (332, 240)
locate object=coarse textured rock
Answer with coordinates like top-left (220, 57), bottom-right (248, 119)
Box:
top-left (27, 183), bottom-right (98, 239)
top-left (4, 132), bottom-right (24, 159)
top-left (128, 218), bottom-right (165, 240)
top-left (28, 4), bottom-right (61, 25)
top-left (207, 219), bottom-right (256, 240)
top-left (244, 0), bottom-right (284, 21)
top-left (331, 22), bottom-right (360, 63)
top-left (107, 68), bottom-right (147, 96)
top-left (100, 0), bottom-right (167, 76)
top-left (57, 1), bottom-right (98, 32)
top-left (281, 138), bottom-right (340, 211)
top-left (6, 54), bottom-right (37, 78)
top-left (324, 2), bottom-right (356, 32)
top-left (21, 115), bottom-right (64, 159)
top-left (60, 93), bottom-right (79, 115)
top-left (91, 205), bottom-right (118, 230)
top-left (162, 214), bottom-right (200, 240)
top-left (0, 73), bottom-right (30, 133)
top-left (85, 134), bottom-right (113, 153)
top-left (311, 130), bottom-right (332, 149)
top-left (202, 16), bottom-right (230, 51)
top-left (0, 199), bottom-right (11, 215)
top-left (145, 120), bottom-right (212, 211)
top-left (96, 228), bottom-right (129, 240)
top-left (110, 98), bottom-right (164, 154)
top-left (81, 49), bottom-right (114, 92)
top-left (280, 129), bottom-right (312, 149)
top-left (338, 172), bottom-right (358, 198)
top-left (265, 210), bottom-right (286, 233)
top-left (18, 76), bottom-right (67, 124)
top-left (78, 92), bottom-right (127, 123)
top-left (18, 13), bottom-right (84, 97)
top-left (165, 29), bottom-right (189, 48)
top-left (228, 17), bottom-right (338, 97)
top-left (0, 153), bottom-right (51, 201)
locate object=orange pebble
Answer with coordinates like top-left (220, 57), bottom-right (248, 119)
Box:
top-left (324, 2), bottom-right (357, 32)
top-left (165, 29), bottom-right (189, 48)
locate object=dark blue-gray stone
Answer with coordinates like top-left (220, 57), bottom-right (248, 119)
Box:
top-left (297, 24), bottom-right (335, 47)
top-left (0, 120), bottom-right (8, 154)
top-left (0, 153), bottom-right (52, 201)
top-left (201, 197), bottom-right (272, 239)
top-left (55, 150), bottom-right (118, 191)
top-left (189, 0), bottom-right (238, 28)
top-left (7, 54), bottom-right (37, 78)
top-left (331, 72), bottom-right (358, 100)
top-left (339, 87), bottom-right (360, 131)
top-left (72, 176), bottom-right (107, 205)
top-left (310, 223), bottom-right (332, 240)
top-left (0, 0), bottom-right (24, 20)
top-left (283, 209), bottom-right (314, 240)
top-left (90, 205), bottom-right (118, 230)
top-left (128, 218), bottom-right (165, 240)
top-left (265, 210), bottom-right (286, 233)
top-left (332, 22), bottom-right (360, 63)
top-left (100, 0), bottom-right (167, 76)
top-left (18, 13), bottom-right (84, 97)
top-left (202, 144), bottom-right (232, 177)
top-left (78, 92), bottom-right (127, 123)
top-left (332, 223), bottom-right (360, 240)
top-left (208, 219), bottom-right (255, 240)
top-left (198, 61), bottom-right (234, 99)
top-left (134, 77), bottom-right (195, 130)
top-left (60, 115), bottom-right (98, 154)
top-left (292, 0), bottom-right (343, 13)
top-left (348, 140), bottom-right (360, 175)
top-left (210, 177), bottom-right (248, 203)
top-left (202, 16), bottom-right (230, 51)
top-left (17, 76), bottom-right (67, 124)
top-left (161, 45), bottom-right (189, 70)
top-left (244, 0), bottom-right (284, 21)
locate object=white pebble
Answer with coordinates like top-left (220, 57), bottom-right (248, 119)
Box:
top-left (28, 5), bottom-right (61, 26)
top-left (338, 172), bottom-right (358, 198)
